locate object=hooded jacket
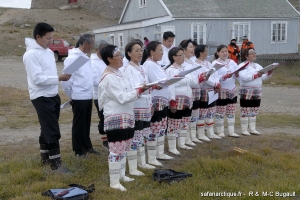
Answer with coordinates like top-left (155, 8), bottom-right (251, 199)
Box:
top-left (61, 48), bottom-right (93, 100)
top-left (91, 53), bottom-right (106, 99)
top-left (23, 38), bottom-right (59, 100)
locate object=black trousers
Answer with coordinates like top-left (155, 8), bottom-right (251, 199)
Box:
top-left (31, 95), bottom-right (61, 143)
top-left (93, 99), bottom-right (105, 135)
top-left (71, 99), bottom-right (93, 155)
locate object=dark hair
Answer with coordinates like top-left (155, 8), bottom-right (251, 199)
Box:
top-left (165, 47), bottom-right (184, 69)
top-left (194, 44), bottom-right (208, 58)
top-left (245, 48), bottom-right (255, 58)
top-left (144, 37), bottom-right (148, 41)
top-left (131, 38), bottom-right (143, 47)
top-left (163, 31), bottom-right (175, 41)
top-left (76, 34), bottom-right (94, 47)
top-left (214, 44), bottom-right (227, 59)
top-left (141, 41), bottom-right (161, 65)
top-left (33, 22), bottom-right (54, 39)
top-left (125, 41), bottom-right (142, 61)
top-left (192, 41), bottom-right (198, 47)
top-left (100, 44), bottom-right (117, 65)
top-left (179, 39), bottom-right (193, 50)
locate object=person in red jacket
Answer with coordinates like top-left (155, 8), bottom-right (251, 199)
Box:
top-left (240, 36), bottom-right (255, 62)
top-left (227, 37), bottom-right (240, 64)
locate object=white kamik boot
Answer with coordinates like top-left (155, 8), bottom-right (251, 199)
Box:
top-left (137, 146), bottom-right (155, 169)
top-left (156, 135), bottom-right (173, 159)
top-left (215, 118), bottom-right (225, 137)
top-left (127, 150), bottom-right (144, 176)
top-left (240, 117), bottom-right (251, 136)
top-left (249, 116), bottom-right (261, 135)
top-left (177, 130), bottom-right (193, 149)
top-left (109, 161), bottom-right (126, 191)
top-left (190, 122), bottom-right (202, 143)
top-left (205, 118), bottom-right (222, 139)
top-left (167, 132), bottom-right (181, 155)
top-left (227, 117), bottom-right (240, 137)
top-left (196, 120), bottom-right (211, 142)
top-left (120, 155), bottom-right (134, 182)
top-left (146, 140), bottom-right (162, 166)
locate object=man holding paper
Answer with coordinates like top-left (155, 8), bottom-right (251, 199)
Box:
top-left (238, 49), bottom-right (273, 136)
top-left (23, 22), bottom-right (71, 173)
top-left (61, 34), bottom-right (99, 157)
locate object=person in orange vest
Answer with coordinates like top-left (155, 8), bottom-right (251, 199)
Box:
top-left (227, 37), bottom-right (240, 64)
top-left (240, 36), bottom-right (255, 62)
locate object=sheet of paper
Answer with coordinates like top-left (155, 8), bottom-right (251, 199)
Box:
top-left (134, 81), bottom-right (159, 89)
top-left (177, 65), bottom-right (202, 77)
top-left (62, 55), bottom-right (90, 74)
top-left (258, 63), bottom-right (279, 74)
top-left (208, 91), bottom-right (218, 105)
top-left (60, 101), bottom-right (71, 109)
top-left (212, 63), bottom-right (224, 71)
top-left (230, 62), bottom-right (250, 75)
top-left (158, 77), bottom-right (184, 88)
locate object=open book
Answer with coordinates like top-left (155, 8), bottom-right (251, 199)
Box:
top-left (177, 65), bottom-right (202, 77)
top-left (62, 55), bottom-right (90, 74)
top-left (229, 62), bottom-right (250, 75)
top-left (134, 77), bottom-right (184, 89)
top-left (258, 63), bottom-right (279, 74)
top-left (207, 63), bottom-right (225, 75)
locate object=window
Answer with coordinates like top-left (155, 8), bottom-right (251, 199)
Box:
top-left (52, 40), bottom-right (61, 45)
top-left (139, 0), bottom-right (146, 8)
top-left (191, 23), bottom-right (206, 44)
top-left (118, 33), bottom-right (124, 48)
top-left (271, 21), bottom-right (287, 43)
top-left (232, 22), bottom-right (251, 44)
top-left (110, 34), bottom-right (115, 45)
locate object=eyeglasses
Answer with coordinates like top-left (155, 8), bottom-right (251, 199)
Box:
top-left (248, 53), bottom-right (256, 55)
top-left (113, 54), bottom-right (123, 57)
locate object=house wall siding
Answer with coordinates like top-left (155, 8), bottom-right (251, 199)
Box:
top-left (121, 0), bottom-right (169, 23)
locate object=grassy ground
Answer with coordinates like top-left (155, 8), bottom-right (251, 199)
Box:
top-left (0, 63), bottom-right (300, 199)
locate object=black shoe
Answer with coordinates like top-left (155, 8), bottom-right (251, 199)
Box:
top-left (86, 148), bottom-right (100, 155)
top-left (102, 141), bottom-right (109, 151)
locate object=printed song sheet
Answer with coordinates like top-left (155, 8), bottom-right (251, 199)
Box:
top-left (62, 55), bottom-right (89, 74)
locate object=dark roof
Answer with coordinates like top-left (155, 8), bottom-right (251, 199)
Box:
top-left (162, 0), bottom-right (300, 18)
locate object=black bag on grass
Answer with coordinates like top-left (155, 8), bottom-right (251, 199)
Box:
top-left (152, 169), bottom-right (192, 183)
top-left (41, 184), bottom-right (95, 200)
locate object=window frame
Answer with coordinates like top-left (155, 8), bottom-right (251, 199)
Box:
top-left (232, 22), bottom-right (251, 44)
top-left (139, 0), bottom-right (147, 8)
top-left (110, 34), bottom-right (115, 45)
top-left (118, 33), bottom-right (124, 49)
top-left (271, 21), bottom-right (287, 44)
top-left (190, 22), bottom-right (207, 45)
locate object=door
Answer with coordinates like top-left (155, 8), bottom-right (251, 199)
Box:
top-left (160, 26), bottom-right (176, 46)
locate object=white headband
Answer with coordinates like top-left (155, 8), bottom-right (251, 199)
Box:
top-left (113, 47), bottom-right (120, 55)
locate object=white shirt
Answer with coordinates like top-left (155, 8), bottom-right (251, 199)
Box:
top-left (195, 59), bottom-right (220, 89)
top-left (212, 59), bottom-right (238, 90)
top-left (158, 45), bottom-right (171, 67)
top-left (238, 62), bottom-right (271, 88)
top-left (143, 60), bottom-right (171, 101)
top-left (91, 53), bottom-right (106, 100)
top-left (23, 38), bottom-right (59, 100)
top-left (183, 58), bottom-right (204, 89)
top-left (123, 62), bottom-right (152, 109)
top-left (61, 48), bottom-right (93, 100)
top-left (98, 72), bottom-right (139, 129)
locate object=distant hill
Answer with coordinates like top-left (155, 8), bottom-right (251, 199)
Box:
top-left (31, 0), bottom-right (127, 20)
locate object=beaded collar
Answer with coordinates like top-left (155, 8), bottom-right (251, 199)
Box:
top-left (107, 66), bottom-right (122, 76)
top-left (129, 61), bottom-right (145, 78)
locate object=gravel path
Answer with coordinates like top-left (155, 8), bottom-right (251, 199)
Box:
top-left (0, 56), bottom-right (299, 145)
